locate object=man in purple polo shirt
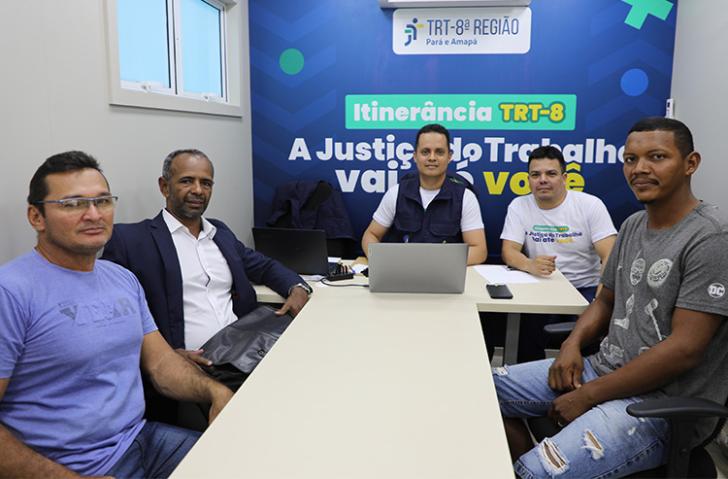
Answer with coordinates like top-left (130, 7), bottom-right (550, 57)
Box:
top-left (0, 151), bottom-right (233, 478)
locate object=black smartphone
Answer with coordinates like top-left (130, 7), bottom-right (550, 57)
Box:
top-left (486, 283), bottom-right (513, 299)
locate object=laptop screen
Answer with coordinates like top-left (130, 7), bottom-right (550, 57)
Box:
top-left (367, 243), bottom-right (468, 293)
top-left (252, 227), bottom-right (329, 275)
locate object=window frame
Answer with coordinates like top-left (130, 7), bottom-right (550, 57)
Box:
top-left (105, 0), bottom-right (242, 117)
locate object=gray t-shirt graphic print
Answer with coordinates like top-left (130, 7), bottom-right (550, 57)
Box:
top-left (589, 203), bottom-right (728, 446)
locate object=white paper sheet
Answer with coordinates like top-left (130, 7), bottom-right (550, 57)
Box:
top-left (350, 263), bottom-right (368, 274)
top-left (474, 265), bottom-right (540, 284)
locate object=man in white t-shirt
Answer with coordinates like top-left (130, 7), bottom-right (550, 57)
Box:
top-left (500, 145), bottom-right (617, 361)
top-left (361, 124), bottom-right (487, 265)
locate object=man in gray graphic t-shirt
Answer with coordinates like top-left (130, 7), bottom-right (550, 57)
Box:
top-left (591, 203), bottom-right (728, 407)
top-left (494, 117), bottom-right (728, 479)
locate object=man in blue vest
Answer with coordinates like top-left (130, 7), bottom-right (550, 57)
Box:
top-left (361, 124), bottom-right (487, 265)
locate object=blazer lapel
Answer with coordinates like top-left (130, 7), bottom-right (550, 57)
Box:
top-left (212, 226), bottom-right (243, 300)
top-left (212, 230), bottom-right (236, 265)
top-left (149, 212), bottom-right (184, 315)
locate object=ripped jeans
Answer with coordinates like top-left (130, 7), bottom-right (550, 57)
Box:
top-left (493, 359), bottom-right (669, 479)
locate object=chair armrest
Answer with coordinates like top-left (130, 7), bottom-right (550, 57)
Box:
top-left (627, 397), bottom-right (728, 419)
top-left (544, 321), bottom-right (577, 335)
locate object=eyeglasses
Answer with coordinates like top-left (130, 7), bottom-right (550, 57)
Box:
top-left (33, 195), bottom-right (119, 213)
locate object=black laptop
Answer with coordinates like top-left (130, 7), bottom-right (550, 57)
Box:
top-left (252, 227), bottom-right (333, 275)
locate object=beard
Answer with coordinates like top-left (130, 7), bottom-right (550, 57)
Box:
top-left (171, 195), bottom-right (209, 220)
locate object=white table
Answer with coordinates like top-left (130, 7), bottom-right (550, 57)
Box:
top-left (171, 267), bottom-right (587, 478)
top-left (254, 267), bottom-right (589, 365)
top-left (463, 268), bottom-right (589, 364)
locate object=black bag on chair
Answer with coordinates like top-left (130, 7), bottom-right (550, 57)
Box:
top-left (200, 305), bottom-right (293, 386)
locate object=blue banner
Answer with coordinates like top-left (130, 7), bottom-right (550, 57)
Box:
top-left (249, 0), bottom-right (677, 259)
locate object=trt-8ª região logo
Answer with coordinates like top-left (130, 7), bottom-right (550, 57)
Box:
top-left (404, 18), bottom-right (423, 46)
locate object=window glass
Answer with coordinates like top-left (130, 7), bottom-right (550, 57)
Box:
top-left (180, 0), bottom-right (223, 97)
top-left (117, 0), bottom-right (171, 88)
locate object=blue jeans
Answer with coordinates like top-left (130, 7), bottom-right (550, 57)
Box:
top-left (494, 359), bottom-right (669, 478)
top-left (106, 421), bottom-right (201, 478)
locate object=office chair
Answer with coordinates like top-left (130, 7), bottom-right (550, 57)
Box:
top-left (543, 321), bottom-right (601, 359)
top-left (527, 396), bottom-right (728, 478)
top-left (531, 324), bottom-right (728, 477)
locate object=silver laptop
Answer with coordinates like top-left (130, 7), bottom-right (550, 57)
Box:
top-left (367, 243), bottom-right (468, 293)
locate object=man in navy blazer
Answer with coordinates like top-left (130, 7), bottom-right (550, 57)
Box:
top-left (102, 149), bottom-right (310, 367)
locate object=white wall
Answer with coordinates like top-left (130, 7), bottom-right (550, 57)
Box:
top-left (0, 0), bottom-right (253, 264)
top-left (672, 0), bottom-right (728, 211)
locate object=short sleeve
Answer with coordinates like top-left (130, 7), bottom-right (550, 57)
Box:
top-left (500, 198), bottom-right (527, 243)
top-left (676, 234), bottom-right (728, 317)
top-left (587, 196), bottom-right (618, 243)
top-left (600, 232), bottom-right (622, 292)
top-left (460, 189), bottom-right (484, 232)
top-left (130, 274), bottom-right (158, 335)
top-left (0, 286), bottom-right (27, 378)
top-left (372, 185), bottom-right (399, 228)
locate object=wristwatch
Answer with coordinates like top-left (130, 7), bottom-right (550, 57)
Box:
top-left (289, 282), bottom-right (313, 296)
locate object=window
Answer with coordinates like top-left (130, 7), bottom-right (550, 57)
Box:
top-left (118, 0), bottom-right (173, 92)
top-left (106, 0), bottom-right (242, 117)
top-left (179, 0), bottom-right (224, 98)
